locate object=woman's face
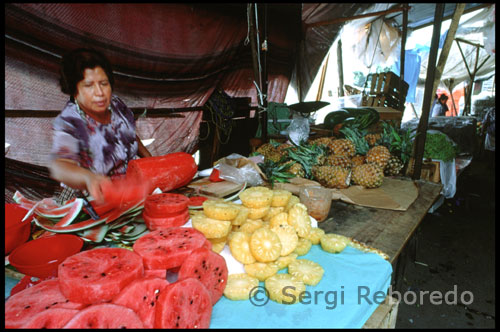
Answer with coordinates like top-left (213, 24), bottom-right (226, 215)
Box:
top-left (75, 66), bottom-right (112, 116)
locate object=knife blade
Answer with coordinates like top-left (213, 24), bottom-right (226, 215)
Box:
top-left (76, 191), bottom-right (100, 220)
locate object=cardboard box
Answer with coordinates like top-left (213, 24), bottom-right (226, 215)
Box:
top-left (405, 158), bottom-right (441, 183)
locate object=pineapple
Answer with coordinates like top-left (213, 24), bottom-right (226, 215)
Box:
top-left (312, 165), bottom-right (351, 189)
top-left (327, 138), bottom-right (356, 158)
top-left (365, 145), bottom-right (391, 169)
top-left (309, 136), bottom-right (333, 148)
top-left (325, 154), bottom-right (352, 169)
top-left (351, 163), bottom-right (384, 188)
top-left (244, 262), bottom-right (279, 281)
top-left (384, 155), bottom-right (404, 176)
top-left (284, 161), bottom-right (305, 178)
top-left (271, 224), bottom-right (299, 256)
top-left (249, 227), bottom-right (282, 263)
top-left (288, 259), bottom-right (325, 286)
top-left (265, 274), bottom-right (306, 304)
top-left (286, 142), bottom-right (328, 179)
top-left (229, 231), bottom-right (256, 264)
top-left (294, 238), bottom-right (312, 256)
top-left (341, 127), bottom-right (370, 156)
top-left (364, 133), bottom-right (382, 147)
top-left (351, 155), bottom-right (366, 167)
top-left (223, 273), bottom-right (260, 301)
top-left (320, 233), bottom-right (349, 253)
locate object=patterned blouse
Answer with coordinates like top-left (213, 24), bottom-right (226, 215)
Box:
top-left (50, 95), bottom-right (138, 178)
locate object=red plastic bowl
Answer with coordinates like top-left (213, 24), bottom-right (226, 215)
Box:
top-left (5, 203), bottom-right (33, 254)
top-left (9, 234), bottom-right (84, 278)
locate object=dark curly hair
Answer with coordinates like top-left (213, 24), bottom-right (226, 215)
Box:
top-left (59, 48), bottom-right (114, 101)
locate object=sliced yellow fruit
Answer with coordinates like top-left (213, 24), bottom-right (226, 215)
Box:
top-left (228, 231), bottom-right (256, 264)
top-left (285, 195), bottom-right (300, 212)
top-left (271, 224), bottom-right (298, 256)
top-left (223, 273), bottom-right (260, 301)
top-left (239, 186), bottom-right (273, 208)
top-left (239, 219), bottom-right (264, 235)
top-left (231, 204), bottom-right (249, 226)
top-left (275, 253), bottom-right (298, 270)
top-left (203, 199), bottom-right (240, 221)
top-left (208, 236), bottom-right (227, 253)
top-left (271, 189), bottom-right (292, 207)
top-left (265, 274), bottom-right (306, 304)
top-left (269, 212), bottom-right (289, 228)
top-left (320, 233), bottom-right (349, 253)
top-left (191, 213), bottom-right (232, 239)
top-left (247, 206), bottom-right (271, 220)
top-left (294, 238), bottom-right (312, 256)
top-left (304, 227), bottom-right (325, 245)
top-left (288, 259), bottom-right (324, 286)
top-left (263, 206), bottom-right (285, 222)
top-left (250, 227), bottom-right (282, 263)
top-left (288, 203), bottom-right (311, 237)
top-left (244, 262), bottom-right (279, 281)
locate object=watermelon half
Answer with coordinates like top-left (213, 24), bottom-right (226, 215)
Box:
top-left (63, 303), bottom-right (144, 328)
top-left (58, 247), bottom-right (144, 304)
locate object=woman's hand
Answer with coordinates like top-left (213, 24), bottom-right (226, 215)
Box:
top-left (85, 173), bottom-right (112, 204)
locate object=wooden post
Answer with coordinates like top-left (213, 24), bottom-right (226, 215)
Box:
top-left (398, 4), bottom-right (409, 116)
top-left (431, 3), bottom-right (466, 100)
top-left (412, 3), bottom-right (445, 180)
top-left (337, 40), bottom-right (345, 97)
top-left (262, 4), bottom-right (268, 140)
top-left (316, 53), bottom-right (330, 101)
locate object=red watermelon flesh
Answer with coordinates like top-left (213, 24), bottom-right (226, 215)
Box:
top-left (144, 269), bottom-right (167, 279)
top-left (144, 193), bottom-right (190, 216)
top-left (154, 278), bottom-right (212, 329)
top-left (21, 308), bottom-right (80, 328)
top-left (100, 176), bottom-right (150, 209)
top-left (63, 303), bottom-right (144, 328)
top-left (178, 247), bottom-right (228, 305)
top-left (5, 278), bottom-right (87, 329)
top-left (143, 209), bottom-right (190, 230)
top-left (112, 276), bottom-right (170, 328)
top-left (133, 227), bottom-right (208, 270)
top-left (58, 247), bottom-right (144, 304)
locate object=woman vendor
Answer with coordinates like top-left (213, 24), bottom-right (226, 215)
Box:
top-left (49, 48), bottom-right (152, 203)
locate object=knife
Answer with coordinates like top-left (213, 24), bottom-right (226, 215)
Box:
top-left (76, 191), bottom-right (100, 220)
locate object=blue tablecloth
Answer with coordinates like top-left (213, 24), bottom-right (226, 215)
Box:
top-left (210, 245), bottom-right (393, 328)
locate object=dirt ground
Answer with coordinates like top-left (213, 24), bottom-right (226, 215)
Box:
top-left (395, 151), bottom-right (496, 328)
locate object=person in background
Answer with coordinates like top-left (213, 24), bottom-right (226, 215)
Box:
top-left (481, 106), bottom-right (495, 165)
top-left (430, 93), bottom-right (449, 118)
top-left (49, 48), bottom-right (152, 203)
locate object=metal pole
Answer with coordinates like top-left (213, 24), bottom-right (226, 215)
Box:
top-left (398, 4), bottom-right (408, 116)
top-left (412, 3), bottom-right (445, 180)
top-left (337, 40), bottom-right (345, 97)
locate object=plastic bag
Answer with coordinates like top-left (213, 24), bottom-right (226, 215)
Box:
top-left (438, 159), bottom-right (456, 199)
top-left (215, 153), bottom-right (265, 186)
top-left (286, 113), bottom-right (310, 145)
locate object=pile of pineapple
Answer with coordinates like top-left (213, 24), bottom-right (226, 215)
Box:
top-left (190, 186), bottom-right (387, 304)
top-left (256, 122), bottom-right (411, 189)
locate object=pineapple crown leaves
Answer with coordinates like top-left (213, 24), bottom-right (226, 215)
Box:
top-left (340, 126), bottom-right (369, 155)
top-left (257, 159), bottom-right (295, 187)
top-left (284, 141), bottom-right (326, 179)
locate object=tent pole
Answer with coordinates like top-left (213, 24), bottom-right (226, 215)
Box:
top-left (262, 4), bottom-right (269, 140)
top-left (412, 3), bottom-right (445, 180)
top-left (316, 53), bottom-right (329, 101)
top-left (337, 40), bottom-right (345, 97)
top-left (398, 4), bottom-right (409, 117)
top-left (431, 3), bottom-right (466, 102)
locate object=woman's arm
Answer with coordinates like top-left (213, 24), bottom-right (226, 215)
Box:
top-left (136, 135), bottom-right (152, 158)
top-left (49, 158), bottom-right (111, 202)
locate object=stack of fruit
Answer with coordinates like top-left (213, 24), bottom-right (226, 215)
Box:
top-left (190, 186), bottom-right (388, 304)
top-left (142, 193), bottom-right (191, 230)
top-left (255, 121), bottom-right (414, 189)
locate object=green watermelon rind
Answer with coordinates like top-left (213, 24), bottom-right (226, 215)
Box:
top-left (33, 215), bottom-right (108, 233)
top-left (36, 199), bottom-right (84, 220)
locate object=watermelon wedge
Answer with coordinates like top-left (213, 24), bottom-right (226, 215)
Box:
top-left (35, 198), bottom-right (83, 219)
top-left (78, 223), bottom-right (109, 243)
top-left (112, 276), bottom-right (170, 328)
top-left (13, 190), bottom-right (37, 209)
top-left (34, 214), bottom-right (107, 233)
top-left (58, 247), bottom-right (144, 304)
top-left (21, 308), bottom-right (80, 329)
top-left (63, 303), bottom-right (144, 328)
top-left (5, 278), bottom-right (87, 329)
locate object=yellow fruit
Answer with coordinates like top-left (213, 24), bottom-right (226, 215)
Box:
top-left (223, 273), bottom-right (260, 301)
top-left (208, 236), bottom-right (227, 253)
top-left (271, 189), bottom-right (292, 207)
top-left (239, 186), bottom-right (273, 208)
top-left (294, 238), bottom-right (312, 256)
top-left (275, 253), bottom-right (298, 270)
top-left (287, 203), bottom-right (311, 237)
top-left (249, 227), bottom-right (282, 263)
top-left (366, 145), bottom-right (391, 169)
top-left (247, 206), bottom-right (271, 220)
top-left (244, 262), bottom-right (279, 281)
top-left (203, 199), bottom-right (240, 220)
top-left (269, 212), bottom-right (290, 228)
top-left (229, 232), bottom-right (256, 264)
top-left (304, 227), bottom-right (326, 245)
top-left (263, 206), bottom-right (285, 222)
top-left (285, 195), bottom-right (300, 212)
top-left (239, 219), bottom-right (264, 235)
top-left (288, 259), bottom-right (325, 286)
top-left (320, 233), bottom-right (349, 253)
top-left (191, 213), bottom-right (232, 239)
top-left (231, 204), bottom-right (249, 226)
top-left (265, 274), bottom-right (306, 304)
top-left (271, 224), bottom-right (298, 256)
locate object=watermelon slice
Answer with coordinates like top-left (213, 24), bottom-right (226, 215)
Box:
top-left (35, 198), bottom-right (83, 219)
top-left (112, 276), bottom-right (170, 328)
top-left (188, 195), bottom-right (209, 208)
top-left (144, 193), bottom-right (190, 216)
top-left (133, 227), bottom-right (208, 270)
top-left (144, 269), bottom-right (167, 279)
top-left (178, 247), bottom-right (228, 305)
top-left (143, 209), bottom-right (190, 230)
top-left (77, 223), bottom-right (109, 243)
top-left (63, 303), bottom-right (144, 328)
top-left (5, 278), bottom-right (87, 329)
top-left (13, 190), bottom-right (37, 209)
top-left (21, 308), bottom-right (80, 329)
top-left (100, 176), bottom-right (150, 210)
top-left (34, 214), bottom-right (107, 233)
top-left (58, 247), bottom-right (144, 304)
top-left (155, 278), bottom-right (212, 328)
